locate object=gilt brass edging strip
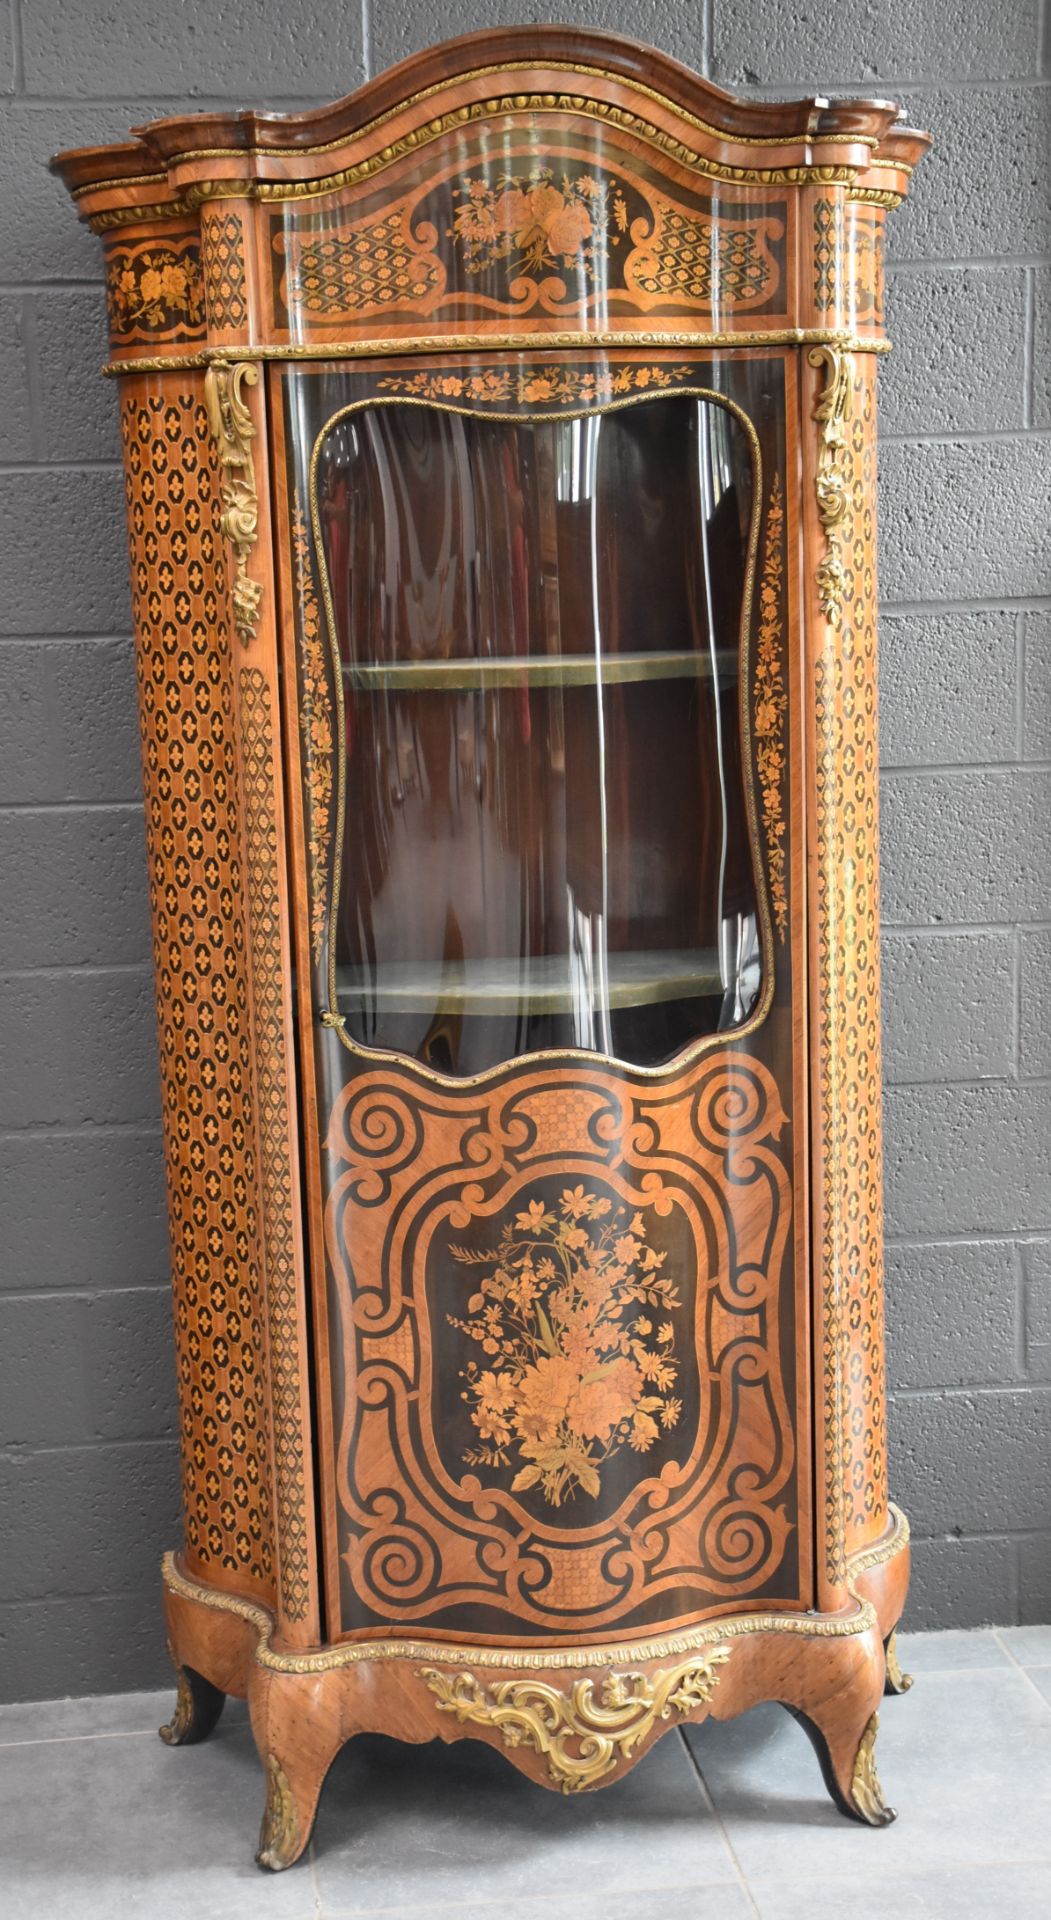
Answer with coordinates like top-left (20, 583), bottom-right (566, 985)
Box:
top-left (162, 1507), bottom-right (908, 1675)
top-left (102, 328), bottom-right (892, 377)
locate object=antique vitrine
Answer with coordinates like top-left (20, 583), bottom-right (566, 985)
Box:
top-left (54, 28), bottom-right (929, 1869)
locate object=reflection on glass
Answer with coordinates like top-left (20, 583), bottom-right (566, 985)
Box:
top-left (314, 394), bottom-right (760, 1076)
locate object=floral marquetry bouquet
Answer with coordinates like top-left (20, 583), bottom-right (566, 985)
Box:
top-left (451, 167), bottom-right (629, 283)
top-left (448, 1187), bottom-right (684, 1508)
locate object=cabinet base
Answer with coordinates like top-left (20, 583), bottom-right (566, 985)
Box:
top-left (161, 1505), bottom-right (911, 1870)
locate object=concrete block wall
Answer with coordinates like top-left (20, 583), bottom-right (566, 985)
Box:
top-left (0, 1), bottom-right (1047, 1703)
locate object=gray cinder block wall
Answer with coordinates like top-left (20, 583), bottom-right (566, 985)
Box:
top-left (0, 1), bottom-right (1049, 1704)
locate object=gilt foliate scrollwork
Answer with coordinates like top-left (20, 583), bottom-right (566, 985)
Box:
top-left (419, 1647), bottom-right (731, 1791)
top-left (808, 345), bottom-right (853, 627)
top-left (850, 1712), bottom-right (893, 1824)
top-left (257, 1755), bottom-right (299, 1870)
top-left (204, 360), bottom-right (263, 646)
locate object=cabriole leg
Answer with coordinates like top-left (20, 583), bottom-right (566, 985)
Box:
top-left (248, 1667), bottom-right (348, 1872)
top-left (159, 1654), bottom-right (226, 1747)
top-left (786, 1703), bottom-right (895, 1827)
top-left (883, 1628), bottom-right (914, 1696)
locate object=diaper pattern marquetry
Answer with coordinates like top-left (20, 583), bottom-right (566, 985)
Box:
top-left (122, 383), bottom-right (275, 1601)
top-left (202, 210), bottom-right (249, 332)
top-left (282, 208), bottom-right (445, 319)
top-left (812, 356), bottom-right (888, 1581)
top-left (624, 204), bottom-right (781, 307)
top-left (813, 198), bottom-right (842, 314)
top-left (237, 666), bottom-right (311, 1621)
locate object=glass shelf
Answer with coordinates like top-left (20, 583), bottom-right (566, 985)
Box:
top-left (335, 947), bottom-right (723, 1017)
top-left (342, 649), bottom-right (739, 692)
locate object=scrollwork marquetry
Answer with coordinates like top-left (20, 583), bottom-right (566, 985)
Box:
top-left (274, 159), bottom-right (786, 330)
top-left (809, 345), bottom-right (852, 627)
top-left (419, 1647), bottom-right (731, 1790)
top-left (162, 1513), bottom-right (906, 1672)
top-left (204, 361), bottom-right (263, 647)
top-left (322, 1054), bottom-right (796, 1638)
top-left (754, 470), bottom-right (788, 940)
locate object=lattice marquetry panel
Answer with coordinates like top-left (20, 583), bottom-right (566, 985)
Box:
top-left (121, 382), bottom-right (275, 1599)
top-left (237, 667), bottom-right (311, 1621)
top-left (202, 209), bottom-right (249, 331)
top-left (813, 355), bottom-right (888, 1581)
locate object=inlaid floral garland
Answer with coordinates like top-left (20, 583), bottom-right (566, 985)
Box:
top-left (105, 244), bottom-right (205, 338)
top-left (376, 363), bottom-right (693, 407)
top-left (753, 470), bottom-right (788, 939)
top-left (448, 1186), bottom-right (683, 1507)
top-left (292, 504), bottom-right (333, 960)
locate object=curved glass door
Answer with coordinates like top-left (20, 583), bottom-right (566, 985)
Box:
top-left (313, 392), bottom-right (761, 1076)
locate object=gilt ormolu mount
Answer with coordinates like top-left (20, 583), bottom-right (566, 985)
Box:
top-left (53, 26), bottom-right (929, 1868)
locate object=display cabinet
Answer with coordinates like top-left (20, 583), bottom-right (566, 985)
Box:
top-left (54, 27), bottom-right (929, 1869)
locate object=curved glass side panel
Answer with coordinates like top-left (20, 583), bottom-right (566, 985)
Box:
top-left (313, 394), bottom-right (762, 1076)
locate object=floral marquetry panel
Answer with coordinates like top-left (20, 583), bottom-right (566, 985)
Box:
top-left (269, 138), bottom-right (791, 347)
top-left (104, 229), bottom-right (206, 353)
top-left (322, 1054), bottom-right (800, 1640)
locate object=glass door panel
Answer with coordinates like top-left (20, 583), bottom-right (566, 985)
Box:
top-left (313, 393), bottom-right (760, 1076)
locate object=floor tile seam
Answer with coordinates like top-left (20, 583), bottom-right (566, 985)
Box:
top-left (314, 1858), bottom-right (750, 1916)
top-left (0, 1720), bottom-right (248, 1749)
top-left (307, 1838), bottom-right (324, 1918)
top-left (992, 1628), bottom-right (1051, 1712)
top-left (676, 1727), bottom-right (763, 1920)
top-left (885, 1660), bottom-right (1010, 1675)
top-left (744, 1852), bottom-right (1051, 1888)
top-left (315, 1882), bottom-right (748, 1920)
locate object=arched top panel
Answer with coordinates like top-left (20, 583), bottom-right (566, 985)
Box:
top-left (52, 27), bottom-right (928, 365)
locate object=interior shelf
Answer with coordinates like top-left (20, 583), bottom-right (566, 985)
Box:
top-left (334, 947), bottom-right (724, 1015)
top-left (341, 648), bottom-right (739, 692)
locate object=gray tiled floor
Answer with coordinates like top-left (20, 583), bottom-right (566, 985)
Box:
top-left (1, 1629), bottom-right (1049, 1918)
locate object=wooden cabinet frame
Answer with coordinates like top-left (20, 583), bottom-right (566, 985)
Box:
top-left (55, 26), bottom-right (928, 1868)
